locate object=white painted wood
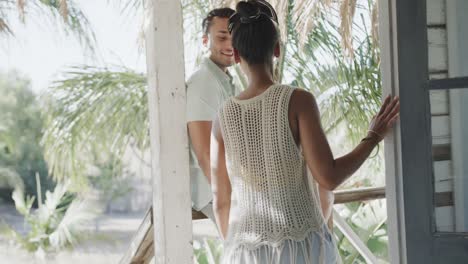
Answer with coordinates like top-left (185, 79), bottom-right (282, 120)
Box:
top-left (379, 0), bottom-right (406, 262)
top-left (435, 179), bottom-right (453, 193)
top-left (145, 0), bottom-right (193, 263)
top-left (428, 28), bottom-right (448, 73)
top-left (427, 0), bottom-right (446, 25)
top-left (431, 115), bottom-right (450, 145)
top-left (429, 73), bottom-right (448, 80)
top-left (447, 0), bottom-right (468, 233)
top-left (433, 160), bottom-right (452, 181)
top-left (435, 206), bottom-right (455, 232)
top-left (433, 161), bottom-right (453, 192)
top-left (430, 90), bottom-right (449, 115)
top-left (333, 210), bottom-right (379, 264)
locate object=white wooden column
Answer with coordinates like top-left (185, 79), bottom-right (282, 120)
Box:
top-left (378, 0), bottom-right (406, 263)
top-left (145, 0), bottom-right (193, 263)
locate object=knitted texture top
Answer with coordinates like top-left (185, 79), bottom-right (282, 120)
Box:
top-left (218, 84), bottom-right (330, 263)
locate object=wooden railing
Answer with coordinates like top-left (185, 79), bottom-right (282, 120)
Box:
top-left (120, 186), bottom-right (386, 264)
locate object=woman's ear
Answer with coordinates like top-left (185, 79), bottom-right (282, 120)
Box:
top-left (274, 42), bottom-right (281, 58)
top-left (234, 49), bottom-right (241, 64)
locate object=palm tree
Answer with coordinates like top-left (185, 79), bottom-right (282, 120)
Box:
top-left (0, 0), bottom-right (96, 51)
top-left (41, 66), bottom-right (148, 184)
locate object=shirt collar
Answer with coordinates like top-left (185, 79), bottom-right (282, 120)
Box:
top-left (202, 57), bottom-right (234, 85)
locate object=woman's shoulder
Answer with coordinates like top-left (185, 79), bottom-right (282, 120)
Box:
top-left (286, 86), bottom-right (316, 102)
top-left (286, 86), bottom-right (319, 113)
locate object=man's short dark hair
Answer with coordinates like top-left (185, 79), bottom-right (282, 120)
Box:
top-left (202, 8), bottom-right (235, 35)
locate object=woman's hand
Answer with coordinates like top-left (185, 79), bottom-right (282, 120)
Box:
top-left (368, 95), bottom-right (400, 141)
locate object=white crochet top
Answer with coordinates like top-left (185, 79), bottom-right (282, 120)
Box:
top-left (218, 84), bottom-right (325, 254)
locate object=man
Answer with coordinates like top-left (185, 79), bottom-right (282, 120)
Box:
top-left (186, 8), bottom-right (239, 221)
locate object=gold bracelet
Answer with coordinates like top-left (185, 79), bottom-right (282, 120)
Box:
top-left (369, 143), bottom-right (380, 158)
top-left (361, 135), bottom-right (380, 158)
top-left (368, 130), bottom-right (383, 140)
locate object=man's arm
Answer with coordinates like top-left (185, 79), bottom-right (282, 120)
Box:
top-left (186, 73), bottom-right (218, 184)
top-left (188, 121), bottom-right (212, 183)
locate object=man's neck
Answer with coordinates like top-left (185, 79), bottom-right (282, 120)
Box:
top-left (209, 56), bottom-right (227, 73)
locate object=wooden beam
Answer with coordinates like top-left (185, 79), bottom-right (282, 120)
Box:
top-left (429, 77), bottom-right (468, 90)
top-left (121, 187), bottom-right (387, 263)
top-left (145, 0), bottom-right (192, 263)
top-left (334, 187), bottom-right (385, 204)
top-left (333, 210), bottom-right (379, 264)
top-left (120, 209), bottom-right (154, 264)
top-left (432, 144), bottom-right (451, 161)
top-left (192, 209), bottom-right (208, 220)
top-left (435, 191), bottom-right (454, 207)
top-left (191, 187), bottom-right (387, 220)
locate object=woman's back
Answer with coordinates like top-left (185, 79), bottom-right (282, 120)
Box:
top-left (218, 84), bottom-right (334, 262)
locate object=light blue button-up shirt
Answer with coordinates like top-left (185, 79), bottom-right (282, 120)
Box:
top-left (186, 57), bottom-right (240, 210)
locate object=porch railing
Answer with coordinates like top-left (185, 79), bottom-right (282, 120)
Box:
top-left (120, 186), bottom-right (386, 264)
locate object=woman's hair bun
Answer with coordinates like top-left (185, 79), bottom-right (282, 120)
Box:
top-left (236, 1), bottom-right (260, 17)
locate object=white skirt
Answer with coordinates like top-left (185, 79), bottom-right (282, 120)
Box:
top-left (221, 225), bottom-right (340, 264)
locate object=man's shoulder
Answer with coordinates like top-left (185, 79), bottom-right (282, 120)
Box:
top-left (187, 66), bottom-right (217, 87)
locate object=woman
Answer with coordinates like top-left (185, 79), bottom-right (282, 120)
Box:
top-left (210, 1), bottom-right (399, 263)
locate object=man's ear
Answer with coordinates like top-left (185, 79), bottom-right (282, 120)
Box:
top-left (234, 49), bottom-right (241, 64)
top-left (202, 34), bottom-right (209, 47)
top-left (274, 42), bottom-right (281, 58)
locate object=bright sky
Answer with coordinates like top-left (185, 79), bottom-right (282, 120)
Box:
top-left (0, 0), bottom-right (147, 94)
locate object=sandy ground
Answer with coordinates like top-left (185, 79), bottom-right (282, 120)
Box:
top-left (0, 203), bottom-right (219, 264)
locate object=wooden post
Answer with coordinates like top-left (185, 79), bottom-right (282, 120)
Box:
top-left (378, 0), bottom-right (406, 263)
top-left (145, 0), bottom-right (193, 263)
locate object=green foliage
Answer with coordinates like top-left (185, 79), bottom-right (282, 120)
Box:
top-left (89, 154), bottom-right (134, 212)
top-left (284, 11), bottom-right (381, 144)
top-left (335, 200), bottom-right (388, 263)
top-left (0, 71), bottom-right (55, 202)
top-left (41, 66), bottom-right (148, 185)
top-left (193, 238), bottom-right (224, 264)
top-left (1, 181), bottom-right (98, 255)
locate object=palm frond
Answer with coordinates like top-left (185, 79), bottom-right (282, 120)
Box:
top-left (0, 17), bottom-right (13, 35)
top-left (6, 181), bottom-right (98, 253)
top-left (336, 200), bottom-right (388, 263)
top-left (289, 0), bottom-right (376, 57)
top-left (12, 187), bottom-right (35, 217)
top-left (17, 0), bottom-right (26, 21)
top-left (42, 66), bottom-right (148, 184)
top-left (58, 0), bottom-right (69, 22)
top-left (49, 197), bottom-right (98, 249)
top-left (0, 167), bottom-right (24, 190)
top-left (1, 0), bottom-right (96, 52)
top-left (118, 0), bottom-right (144, 17)
top-left (339, 0), bottom-right (357, 57)
top-left (291, 0), bottom-right (325, 48)
top-left (370, 0), bottom-right (379, 53)
top-left (285, 4), bottom-right (381, 144)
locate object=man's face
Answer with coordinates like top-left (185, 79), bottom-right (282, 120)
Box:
top-left (204, 17), bottom-right (234, 68)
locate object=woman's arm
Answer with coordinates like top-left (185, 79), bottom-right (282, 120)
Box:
top-left (295, 90), bottom-right (399, 190)
top-left (210, 116), bottom-right (231, 239)
top-left (318, 185), bottom-right (334, 221)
